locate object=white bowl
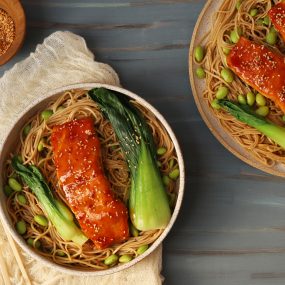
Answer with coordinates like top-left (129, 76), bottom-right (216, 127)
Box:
top-left (0, 83), bottom-right (185, 276)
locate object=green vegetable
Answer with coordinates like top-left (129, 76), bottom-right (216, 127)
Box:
top-left (221, 68), bottom-right (234, 83)
top-left (11, 157), bottom-right (88, 245)
top-left (196, 67), bottom-right (206, 79)
top-left (34, 215), bottom-right (48, 227)
top-left (16, 194), bottom-right (27, 205)
top-left (137, 244), bottom-right (149, 255)
top-left (256, 93), bottom-right (266, 106)
top-left (162, 175), bottom-right (171, 186)
top-left (230, 29), bottom-right (240, 44)
top-left (130, 223), bottom-right (139, 237)
top-left (37, 139), bottom-right (45, 152)
top-left (23, 124), bottom-right (31, 137)
top-left (282, 115), bottom-right (285, 122)
top-left (169, 168), bottom-right (180, 180)
top-left (156, 160), bottom-right (162, 168)
top-left (218, 100), bottom-right (285, 149)
top-left (238, 94), bottom-right (247, 105)
top-left (27, 238), bottom-right (41, 249)
top-left (119, 254), bottom-right (133, 263)
top-left (256, 106), bottom-right (269, 117)
top-left (104, 254), bottom-right (118, 266)
top-left (211, 99), bottom-right (221, 110)
top-left (194, 45), bottom-right (204, 62)
top-left (236, 0), bottom-right (242, 9)
top-left (222, 47), bottom-right (231, 55)
top-left (250, 8), bottom-right (258, 17)
top-left (8, 177), bottom-right (22, 192)
top-left (41, 109), bottom-right (53, 121)
top-left (57, 250), bottom-right (66, 257)
top-left (216, 86), bottom-right (229, 99)
top-left (3, 185), bottom-right (13, 197)
top-left (88, 88), bottom-right (171, 231)
top-left (246, 92), bottom-right (255, 106)
top-left (266, 27), bottom-right (278, 45)
top-left (157, 147), bottom-right (166, 156)
top-left (263, 15), bottom-right (270, 26)
top-left (54, 199), bottom-right (74, 221)
top-left (16, 220), bottom-right (26, 235)
top-left (169, 158), bottom-right (175, 169)
top-left (56, 106), bottom-right (65, 112)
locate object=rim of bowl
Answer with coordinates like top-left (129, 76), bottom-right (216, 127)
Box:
top-left (0, 83), bottom-right (185, 276)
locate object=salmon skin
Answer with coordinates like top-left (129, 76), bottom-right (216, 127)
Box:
top-left (51, 118), bottom-right (129, 249)
top-left (227, 36), bottom-right (285, 113)
top-left (269, 2), bottom-right (285, 42)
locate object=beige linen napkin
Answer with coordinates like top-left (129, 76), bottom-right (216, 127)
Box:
top-left (0, 31), bottom-right (163, 285)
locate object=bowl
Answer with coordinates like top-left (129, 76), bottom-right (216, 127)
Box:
top-left (0, 83), bottom-right (185, 276)
top-left (0, 0), bottom-right (26, 65)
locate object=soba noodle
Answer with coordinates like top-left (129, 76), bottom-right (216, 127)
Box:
top-left (196, 0), bottom-right (285, 166)
top-left (4, 89), bottom-right (178, 270)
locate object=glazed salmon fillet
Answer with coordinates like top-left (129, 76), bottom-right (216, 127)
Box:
top-left (269, 2), bottom-right (285, 42)
top-left (227, 37), bottom-right (285, 113)
top-left (50, 118), bottom-right (129, 249)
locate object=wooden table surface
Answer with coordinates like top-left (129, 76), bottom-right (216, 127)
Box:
top-left (2, 1), bottom-right (285, 284)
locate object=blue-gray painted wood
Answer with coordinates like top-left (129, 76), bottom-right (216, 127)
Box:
top-left (3, 0), bottom-right (285, 284)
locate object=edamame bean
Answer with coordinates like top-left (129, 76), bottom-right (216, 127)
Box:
top-left (16, 194), bottom-right (27, 205)
top-left (16, 220), bottom-right (26, 235)
top-left (194, 45), bottom-right (204, 62)
top-left (211, 99), bottom-right (221, 110)
top-left (37, 139), bottom-right (45, 152)
top-left (57, 250), bottom-right (66, 257)
top-left (196, 67), bottom-right (206, 79)
top-left (119, 255), bottom-right (133, 263)
top-left (34, 215), bottom-right (48, 227)
top-left (162, 175), bottom-right (171, 186)
top-left (266, 27), bottom-right (278, 45)
top-left (27, 238), bottom-right (41, 249)
top-left (8, 177), bottom-right (22, 192)
top-left (250, 8), bottom-right (258, 17)
top-left (130, 224), bottom-right (139, 237)
top-left (238, 94), bottom-right (247, 105)
top-left (256, 93), bottom-right (266, 106)
top-left (157, 147), bottom-right (167, 156)
top-left (216, 86), bottom-right (229, 99)
top-left (169, 168), bottom-right (180, 180)
top-left (41, 109), bottom-right (53, 121)
top-left (256, 106), bottom-right (269, 117)
top-left (56, 106), bottom-right (65, 112)
top-left (169, 158), bottom-right (175, 169)
top-left (104, 254), bottom-right (118, 266)
top-left (3, 185), bottom-right (13, 197)
top-left (221, 68), bottom-right (234, 83)
top-left (222, 47), bottom-right (231, 55)
top-left (246, 92), bottom-right (255, 106)
top-left (23, 124), bottom-right (31, 137)
top-left (230, 29), bottom-right (240, 44)
top-left (156, 161), bottom-right (162, 168)
top-left (263, 15), bottom-right (270, 26)
top-left (137, 244), bottom-right (149, 255)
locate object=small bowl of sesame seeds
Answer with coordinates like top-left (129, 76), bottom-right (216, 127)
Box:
top-left (0, 0), bottom-right (26, 65)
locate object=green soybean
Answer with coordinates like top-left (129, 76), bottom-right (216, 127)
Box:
top-left (221, 68), bottom-right (234, 83)
top-left (216, 86), bottom-right (229, 99)
top-left (194, 45), bottom-right (204, 62)
top-left (137, 244), bottom-right (149, 255)
top-left (16, 194), bottom-right (27, 205)
top-left (130, 223), bottom-right (139, 237)
top-left (57, 250), bottom-right (66, 257)
top-left (211, 99), bottom-right (221, 110)
top-left (246, 92), bottom-right (255, 106)
top-left (238, 94), bottom-right (247, 105)
top-left (156, 160), bottom-right (162, 168)
top-left (8, 177), bottom-right (22, 192)
top-left (3, 185), bottom-right (13, 197)
top-left (37, 139), bottom-right (45, 152)
top-left (266, 27), bottom-right (278, 45)
top-left (256, 93), bottom-right (266, 106)
top-left (222, 47), bottom-right (231, 55)
top-left (256, 106), bottom-right (269, 117)
top-left (23, 124), bottom-right (31, 137)
top-left (250, 8), bottom-right (258, 17)
top-left (263, 15), bottom-right (270, 26)
top-left (162, 175), bottom-right (171, 186)
top-left (230, 29), bottom-right (240, 44)
top-left (169, 168), bottom-right (180, 180)
top-left (104, 254), bottom-right (118, 266)
top-left (168, 158), bottom-right (175, 169)
top-left (196, 67), bottom-right (206, 79)
top-left (16, 220), bottom-right (26, 235)
top-left (41, 109), bottom-right (53, 121)
top-left (27, 238), bottom-right (41, 249)
top-left (157, 147), bottom-right (166, 156)
top-left (34, 215), bottom-right (48, 227)
top-left (56, 106), bottom-right (65, 112)
top-left (119, 255), bottom-right (133, 263)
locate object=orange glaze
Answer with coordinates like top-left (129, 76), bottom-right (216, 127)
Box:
top-left (227, 36), bottom-right (285, 113)
top-left (269, 2), bottom-right (285, 42)
top-left (50, 118), bottom-right (129, 249)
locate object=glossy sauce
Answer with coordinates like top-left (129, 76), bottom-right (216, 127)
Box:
top-left (51, 118), bottom-right (129, 249)
top-left (269, 2), bottom-right (285, 42)
top-left (227, 36), bottom-right (285, 113)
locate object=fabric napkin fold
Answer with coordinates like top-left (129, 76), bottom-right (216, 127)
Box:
top-left (0, 31), bottom-right (163, 285)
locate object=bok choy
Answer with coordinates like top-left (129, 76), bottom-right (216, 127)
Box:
top-left (12, 157), bottom-right (88, 245)
top-left (218, 99), bottom-right (285, 149)
top-left (88, 88), bottom-right (171, 231)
